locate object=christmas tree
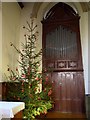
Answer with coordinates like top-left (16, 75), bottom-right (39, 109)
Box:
top-left (7, 19), bottom-right (53, 119)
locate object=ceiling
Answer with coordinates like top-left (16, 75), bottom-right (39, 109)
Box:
top-left (18, 2), bottom-right (90, 12)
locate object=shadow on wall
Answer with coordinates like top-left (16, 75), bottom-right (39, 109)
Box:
top-left (86, 95), bottom-right (90, 118)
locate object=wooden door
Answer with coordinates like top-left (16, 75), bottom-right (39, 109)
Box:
top-left (42, 2), bottom-right (86, 113)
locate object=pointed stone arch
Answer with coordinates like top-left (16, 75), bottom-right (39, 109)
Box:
top-left (31, 2), bottom-right (90, 18)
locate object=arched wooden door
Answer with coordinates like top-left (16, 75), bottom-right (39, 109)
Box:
top-left (42, 2), bottom-right (86, 113)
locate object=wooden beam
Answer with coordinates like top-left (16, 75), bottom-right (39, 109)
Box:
top-left (80, 2), bottom-right (90, 12)
top-left (18, 2), bottom-right (24, 9)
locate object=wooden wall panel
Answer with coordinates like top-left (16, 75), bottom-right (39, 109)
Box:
top-left (0, 82), bottom-right (2, 100)
top-left (0, 82), bottom-right (7, 100)
top-left (49, 72), bottom-right (85, 113)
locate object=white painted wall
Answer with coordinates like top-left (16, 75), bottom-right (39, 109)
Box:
top-left (80, 12), bottom-right (88, 94)
top-left (0, 2), bottom-right (2, 82)
top-left (88, 11), bottom-right (90, 94)
top-left (1, 2), bottom-right (21, 81)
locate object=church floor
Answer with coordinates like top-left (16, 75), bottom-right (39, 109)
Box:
top-left (2, 95), bottom-right (90, 119)
top-left (36, 95), bottom-right (90, 120)
top-left (36, 112), bottom-right (87, 120)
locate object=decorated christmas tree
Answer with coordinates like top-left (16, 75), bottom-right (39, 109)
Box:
top-left (7, 19), bottom-right (53, 119)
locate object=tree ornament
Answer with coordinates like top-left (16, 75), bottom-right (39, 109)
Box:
top-left (7, 68), bottom-right (10, 71)
top-left (44, 88), bottom-right (46, 92)
top-left (48, 89), bottom-right (52, 96)
top-left (18, 97), bottom-right (20, 100)
top-left (39, 80), bottom-right (42, 84)
top-left (45, 76), bottom-right (48, 81)
top-left (22, 89), bottom-right (24, 92)
top-left (44, 110), bottom-right (47, 114)
top-left (23, 26), bottom-right (25, 29)
top-left (29, 94), bottom-right (33, 98)
top-left (10, 43), bottom-right (13, 46)
top-left (38, 97), bottom-right (41, 100)
top-left (12, 77), bottom-right (16, 81)
top-left (16, 67), bottom-right (18, 71)
top-left (22, 82), bottom-right (24, 86)
top-left (22, 74), bottom-right (26, 78)
top-left (35, 77), bottom-right (39, 81)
